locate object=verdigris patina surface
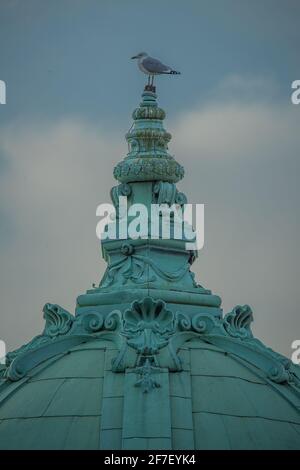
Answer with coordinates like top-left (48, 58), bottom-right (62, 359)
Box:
top-left (0, 88), bottom-right (299, 450)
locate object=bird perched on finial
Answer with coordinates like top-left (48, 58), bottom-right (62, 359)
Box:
top-left (131, 52), bottom-right (180, 91)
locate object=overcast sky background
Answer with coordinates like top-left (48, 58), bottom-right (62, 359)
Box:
top-left (0, 0), bottom-right (299, 357)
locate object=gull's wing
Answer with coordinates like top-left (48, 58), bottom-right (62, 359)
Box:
top-left (142, 56), bottom-right (171, 74)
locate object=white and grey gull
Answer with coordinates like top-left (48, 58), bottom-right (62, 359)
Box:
top-left (131, 52), bottom-right (180, 88)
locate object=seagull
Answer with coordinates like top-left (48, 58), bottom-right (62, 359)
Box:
top-left (131, 52), bottom-right (180, 87)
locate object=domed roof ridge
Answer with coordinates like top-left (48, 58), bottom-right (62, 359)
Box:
top-left (1, 301), bottom-right (299, 410)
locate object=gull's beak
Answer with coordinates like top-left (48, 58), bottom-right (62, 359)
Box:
top-left (131, 55), bottom-right (138, 59)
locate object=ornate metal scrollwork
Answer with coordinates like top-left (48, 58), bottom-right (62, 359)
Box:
top-left (223, 304), bottom-right (253, 339)
top-left (43, 303), bottom-right (74, 337)
top-left (122, 297), bottom-right (175, 355)
top-left (152, 181), bottom-right (187, 207)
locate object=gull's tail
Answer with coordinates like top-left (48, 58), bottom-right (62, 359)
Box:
top-left (168, 69), bottom-right (181, 75)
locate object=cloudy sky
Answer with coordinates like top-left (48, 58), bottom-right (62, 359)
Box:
top-left (0, 0), bottom-right (299, 357)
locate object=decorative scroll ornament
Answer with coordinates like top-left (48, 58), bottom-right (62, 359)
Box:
top-left (176, 311), bottom-right (217, 335)
top-left (81, 311), bottom-right (104, 333)
top-left (120, 242), bottom-right (134, 256)
top-left (81, 309), bottom-right (121, 333)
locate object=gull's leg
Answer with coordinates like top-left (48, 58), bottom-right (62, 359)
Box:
top-left (151, 75), bottom-right (154, 86)
top-left (147, 75), bottom-right (151, 86)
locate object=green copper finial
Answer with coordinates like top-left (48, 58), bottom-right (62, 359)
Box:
top-left (113, 89), bottom-right (184, 183)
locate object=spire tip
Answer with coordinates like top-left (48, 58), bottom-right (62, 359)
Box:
top-left (144, 84), bottom-right (156, 93)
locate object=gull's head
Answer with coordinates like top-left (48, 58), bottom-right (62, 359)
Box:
top-left (131, 52), bottom-right (148, 60)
